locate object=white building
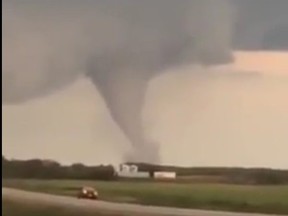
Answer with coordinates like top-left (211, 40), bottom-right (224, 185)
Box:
top-left (116, 164), bottom-right (150, 178)
top-left (153, 171), bottom-right (176, 179)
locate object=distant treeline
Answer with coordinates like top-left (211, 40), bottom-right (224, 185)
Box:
top-left (2, 156), bottom-right (116, 181)
top-left (2, 156), bottom-right (288, 185)
top-left (132, 163), bottom-right (288, 185)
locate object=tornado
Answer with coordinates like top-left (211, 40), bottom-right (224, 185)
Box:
top-left (2, 0), bottom-right (235, 164)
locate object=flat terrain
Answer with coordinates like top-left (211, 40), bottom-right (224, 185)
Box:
top-left (2, 188), bottom-right (279, 216)
top-left (3, 195), bottom-right (124, 216)
top-left (3, 179), bottom-right (288, 215)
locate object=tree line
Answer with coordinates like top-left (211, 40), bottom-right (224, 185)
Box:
top-left (2, 156), bottom-right (288, 184)
top-left (133, 162), bottom-right (288, 185)
top-left (2, 156), bottom-right (116, 180)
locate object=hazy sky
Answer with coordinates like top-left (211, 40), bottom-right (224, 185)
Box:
top-left (2, 52), bottom-right (288, 169)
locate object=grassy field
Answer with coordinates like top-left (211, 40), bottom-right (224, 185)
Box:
top-left (2, 198), bottom-right (125, 216)
top-left (3, 179), bottom-right (288, 215)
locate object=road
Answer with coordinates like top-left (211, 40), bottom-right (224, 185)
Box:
top-left (2, 188), bottom-right (279, 216)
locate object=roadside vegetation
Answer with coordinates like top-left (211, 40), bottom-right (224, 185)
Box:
top-left (3, 179), bottom-right (288, 215)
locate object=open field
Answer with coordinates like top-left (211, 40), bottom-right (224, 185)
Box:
top-left (3, 188), bottom-right (272, 216)
top-left (3, 179), bottom-right (288, 215)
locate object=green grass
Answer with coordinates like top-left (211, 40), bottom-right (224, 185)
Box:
top-left (3, 179), bottom-right (288, 215)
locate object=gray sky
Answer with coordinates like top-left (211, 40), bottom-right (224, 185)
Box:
top-left (2, 0), bottom-right (288, 169)
top-left (3, 52), bottom-right (288, 168)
